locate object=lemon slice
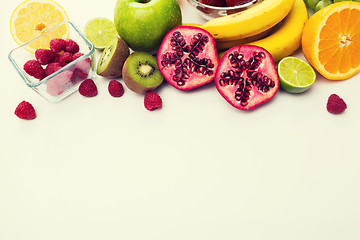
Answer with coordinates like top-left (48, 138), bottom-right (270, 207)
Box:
top-left (277, 56), bottom-right (316, 93)
top-left (84, 17), bottom-right (118, 49)
top-left (10, 0), bottom-right (69, 52)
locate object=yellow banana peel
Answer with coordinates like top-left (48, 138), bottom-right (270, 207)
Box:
top-left (215, 26), bottom-right (275, 51)
top-left (202, 0), bottom-right (295, 41)
top-left (218, 0), bottom-right (308, 63)
top-left (249, 0), bottom-right (308, 62)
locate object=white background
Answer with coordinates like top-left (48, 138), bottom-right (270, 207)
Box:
top-left (1, 0), bottom-right (360, 239)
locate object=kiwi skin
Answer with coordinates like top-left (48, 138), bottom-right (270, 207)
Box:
top-left (97, 37), bottom-right (130, 78)
top-left (122, 53), bottom-right (163, 94)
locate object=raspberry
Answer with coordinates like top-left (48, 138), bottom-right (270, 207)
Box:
top-left (50, 38), bottom-right (66, 53)
top-left (14, 101), bottom-right (36, 120)
top-left (71, 68), bottom-right (88, 83)
top-left (35, 49), bottom-right (55, 65)
top-left (59, 52), bottom-right (73, 66)
top-left (79, 79), bottom-right (97, 97)
top-left (46, 70), bottom-right (73, 96)
top-left (23, 60), bottom-right (45, 80)
top-left (144, 91), bottom-right (162, 111)
top-left (108, 80), bottom-right (124, 97)
top-left (327, 94), bottom-right (347, 114)
top-left (44, 62), bottom-right (62, 76)
top-left (72, 52), bottom-right (84, 60)
top-left (50, 53), bottom-right (61, 63)
top-left (65, 38), bottom-right (80, 54)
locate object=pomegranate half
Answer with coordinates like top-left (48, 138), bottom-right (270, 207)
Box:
top-left (214, 45), bottom-right (279, 110)
top-left (157, 26), bottom-right (219, 91)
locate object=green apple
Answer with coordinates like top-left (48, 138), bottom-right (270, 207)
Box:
top-left (114, 0), bottom-right (182, 52)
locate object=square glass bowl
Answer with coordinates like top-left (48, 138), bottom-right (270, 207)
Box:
top-left (8, 21), bottom-right (95, 103)
top-left (187, 0), bottom-right (263, 20)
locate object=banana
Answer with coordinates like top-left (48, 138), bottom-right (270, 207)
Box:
top-left (215, 25), bottom-right (275, 51)
top-left (181, 22), bottom-right (273, 51)
top-left (181, 23), bottom-right (203, 27)
top-left (248, 0), bottom-right (308, 62)
top-left (202, 0), bottom-right (295, 41)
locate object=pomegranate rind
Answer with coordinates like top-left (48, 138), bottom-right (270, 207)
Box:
top-left (215, 45), bottom-right (279, 110)
top-left (157, 26), bottom-right (219, 91)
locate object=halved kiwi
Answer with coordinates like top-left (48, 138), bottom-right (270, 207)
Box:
top-left (122, 52), bottom-right (163, 94)
top-left (97, 37), bottom-right (130, 78)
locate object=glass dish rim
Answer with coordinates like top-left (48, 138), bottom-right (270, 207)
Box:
top-left (187, 0), bottom-right (259, 10)
top-left (8, 21), bottom-right (95, 88)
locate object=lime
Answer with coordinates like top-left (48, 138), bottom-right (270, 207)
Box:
top-left (84, 17), bottom-right (118, 49)
top-left (277, 56), bottom-right (316, 93)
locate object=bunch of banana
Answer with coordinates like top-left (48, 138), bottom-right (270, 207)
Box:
top-left (202, 0), bottom-right (295, 41)
top-left (245, 0), bottom-right (309, 62)
top-left (215, 0), bottom-right (309, 62)
top-left (215, 26), bottom-right (275, 51)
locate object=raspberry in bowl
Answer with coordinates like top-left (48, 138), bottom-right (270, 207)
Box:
top-left (8, 21), bottom-right (95, 102)
top-left (187, 0), bottom-right (263, 20)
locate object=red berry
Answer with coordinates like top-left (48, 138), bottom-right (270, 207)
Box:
top-left (65, 38), bottom-right (79, 54)
top-left (108, 80), bottom-right (124, 97)
top-left (50, 38), bottom-right (66, 53)
top-left (79, 79), bottom-right (97, 97)
top-left (14, 101), bottom-right (36, 120)
top-left (71, 68), bottom-right (88, 84)
top-left (23, 60), bottom-right (45, 80)
top-left (72, 52), bottom-right (84, 60)
top-left (327, 94), bottom-right (347, 114)
top-left (35, 49), bottom-right (55, 65)
top-left (226, 0), bottom-right (253, 6)
top-left (46, 70), bottom-right (73, 96)
top-left (144, 91), bottom-right (162, 111)
top-left (59, 52), bottom-right (73, 66)
top-left (44, 62), bottom-right (62, 76)
top-left (52, 53), bottom-right (61, 63)
top-left (199, 0), bottom-right (226, 6)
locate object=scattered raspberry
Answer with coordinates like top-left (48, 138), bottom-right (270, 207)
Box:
top-left (59, 52), bottom-right (73, 66)
top-left (79, 79), bottom-right (97, 97)
top-left (50, 38), bottom-right (66, 53)
top-left (108, 80), bottom-right (124, 97)
top-left (23, 60), bottom-right (45, 80)
top-left (65, 38), bottom-right (80, 54)
top-left (44, 62), bottom-right (62, 76)
top-left (144, 91), bottom-right (162, 111)
top-left (35, 49), bottom-right (55, 65)
top-left (72, 52), bottom-right (84, 60)
top-left (14, 101), bottom-right (36, 120)
top-left (327, 94), bottom-right (347, 114)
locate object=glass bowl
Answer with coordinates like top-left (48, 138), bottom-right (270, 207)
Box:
top-left (8, 21), bottom-right (95, 103)
top-left (187, 0), bottom-right (263, 20)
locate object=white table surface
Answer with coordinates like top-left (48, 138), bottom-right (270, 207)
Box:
top-left (1, 0), bottom-right (360, 239)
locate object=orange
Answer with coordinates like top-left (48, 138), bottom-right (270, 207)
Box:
top-left (10, 0), bottom-right (69, 52)
top-left (301, 1), bottom-right (360, 80)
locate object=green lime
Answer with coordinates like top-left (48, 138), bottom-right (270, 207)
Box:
top-left (277, 56), bottom-right (316, 94)
top-left (84, 17), bottom-right (118, 49)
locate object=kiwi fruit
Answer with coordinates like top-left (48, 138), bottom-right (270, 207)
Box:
top-left (97, 37), bottom-right (130, 78)
top-left (122, 52), bottom-right (163, 94)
